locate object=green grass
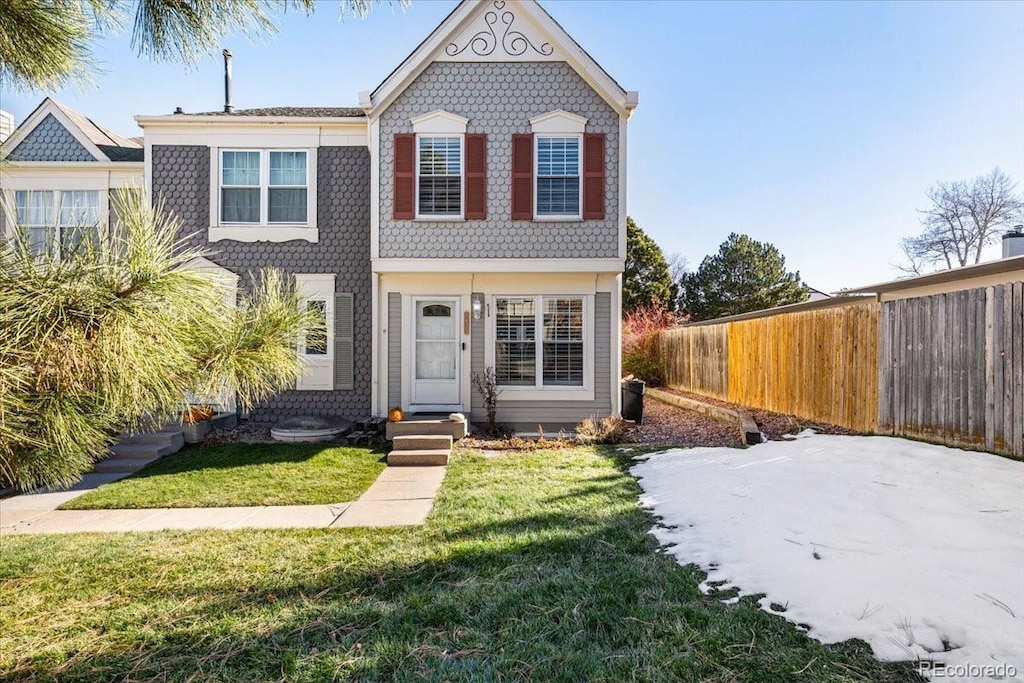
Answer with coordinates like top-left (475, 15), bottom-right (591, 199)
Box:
top-left (60, 443), bottom-right (386, 509)
top-left (1, 446), bottom-right (922, 682)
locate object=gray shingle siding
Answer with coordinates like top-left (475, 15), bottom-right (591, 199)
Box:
top-left (9, 114), bottom-right (94, 161)
top-left (150, 144), bottom-right (372, 420)
top-left (378, 62), bottom-right (620, 259)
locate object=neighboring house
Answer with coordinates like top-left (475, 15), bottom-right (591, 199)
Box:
top-left (3, 0), bottom-right (639, 430)
top-left (0, 98), bottom-right (143, 260)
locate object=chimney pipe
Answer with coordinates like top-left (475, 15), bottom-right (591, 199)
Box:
top-left (222, 49), bottom-right (233, 114)
top-left (1003, 224), bottom-right (1024, 259)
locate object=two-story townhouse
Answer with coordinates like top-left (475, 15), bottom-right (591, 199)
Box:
top-left (4, 0), bottom-right (638, 432)
top-left (0, 98), bottom-right (143, 259)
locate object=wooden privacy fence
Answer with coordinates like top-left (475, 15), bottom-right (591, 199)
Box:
top-left (657, 301), bottom-right (879, 433)
top-left (655, 282), bottom-right (1023, 458)
top-left (878, 282), bottom-right (1023, 457)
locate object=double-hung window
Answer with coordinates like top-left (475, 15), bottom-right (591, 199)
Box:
top-left (219, 150), bottom-right (308, 225)
top-left (417, 136), bottom-right (462, 217)
top-left (535, 136), bottom-right (581, 218)
top-left (14, 190), bottom-right (101, 259)
top-left (494, 295), bottom-right (586, 389)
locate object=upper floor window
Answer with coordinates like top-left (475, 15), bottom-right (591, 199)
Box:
top-left (14, 190), bottom-right (100, 259)
top-left (535, 136), bottom-right (581, 218)
top-left (220, 149), bottom-right (308, 225)
top-left (417, 136), bottom-right (462, 218)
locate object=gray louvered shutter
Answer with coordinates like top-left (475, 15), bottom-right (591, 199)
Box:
top-left (334, 293), bottom-right (354, 390)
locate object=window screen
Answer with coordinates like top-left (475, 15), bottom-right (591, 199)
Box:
top-left (269, 151), bottom-right (307, 223)
top-left (221, 151), bottom-right (261, 223)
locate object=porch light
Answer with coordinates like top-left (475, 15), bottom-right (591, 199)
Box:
top-left (472, 294), bottom-right (484, 321)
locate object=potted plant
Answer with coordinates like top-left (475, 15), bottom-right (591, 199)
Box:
top-left (181, 404), bottom-right (215, 443)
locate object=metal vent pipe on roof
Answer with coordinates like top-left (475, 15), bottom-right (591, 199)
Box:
top-left (223, 49), bottom-right (233, 114)
top-left (1003, 225), bottom-right (1024, 259)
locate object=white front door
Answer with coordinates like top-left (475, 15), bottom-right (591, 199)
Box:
top-left (411, 297), bottom-right (461, 409)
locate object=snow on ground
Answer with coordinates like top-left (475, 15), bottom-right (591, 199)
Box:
top-left (631, 433), bottom-right (1024, 682)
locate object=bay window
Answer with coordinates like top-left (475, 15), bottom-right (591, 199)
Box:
top-left (495, 295), bottom-right (586, 389)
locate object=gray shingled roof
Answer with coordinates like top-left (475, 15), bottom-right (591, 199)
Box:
top-left (50, 99), bottom-right (144, 162)
top-left (183, 107), bottom-right (366, 118)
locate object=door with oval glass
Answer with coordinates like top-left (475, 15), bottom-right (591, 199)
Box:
top-left (412, 297), bottom-right (461, 409)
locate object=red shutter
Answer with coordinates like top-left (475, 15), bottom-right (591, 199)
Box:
top-left (464, 134), bottom-right (487, 220)
top-left (583, 133), bottom-right (605, 220)
top-left (393, 133), bottom-right (415, 220)
top-left (511, 134), bottom-right (534, 221)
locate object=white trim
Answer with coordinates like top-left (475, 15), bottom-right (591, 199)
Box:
top-left (529, 110), bottom-right (588, 134)
top-left (372, 258), bottom-right (625, 273)
top-left (0, 99), bottom-right (108, 162)
top-left (618, 115), bottom-right (628, 259)
top-left (411, 110), bottom-right (469, 134)
top-left (1, 161), bottom-right (143, 171)
top-left (367, 0), bottom-right (633, 119)
top-left (485, 293), bottom-right (595, 402)
top-left (144, 128), bottom-right (365, 148)
top-left (136, 115), bottom-right (366, 127)
top-left (415, 133), bottom-right (464, 220)
top-left (208, 226), bottom-right (319, 243)
top-left (369, 117), bottom-right (381, 260)
top-left (533, 133), bottom-right (582, 221)
top-left (371, 272), bottom-right (381, 416)
top-left (295, 274), bottom-right (336, 391)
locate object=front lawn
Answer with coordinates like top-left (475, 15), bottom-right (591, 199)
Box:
top-left (60, 443), bottom-right (385, 509)
top-left (1, 447), bottom-right (920, 682)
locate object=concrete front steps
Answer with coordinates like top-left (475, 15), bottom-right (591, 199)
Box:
top-left (387, 434), bottom-right (452, 467)
top-left (94, 430), bottom-right (185, 474)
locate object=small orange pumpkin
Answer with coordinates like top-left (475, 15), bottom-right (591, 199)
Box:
top-left (388, 406), bottom-right (404, 422)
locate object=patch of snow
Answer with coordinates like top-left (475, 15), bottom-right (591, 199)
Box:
top-left (631, 434), bottom-right (1024, 682)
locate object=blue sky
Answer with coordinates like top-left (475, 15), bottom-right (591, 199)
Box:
top-left (1, 0), bottom-right (1021, 291)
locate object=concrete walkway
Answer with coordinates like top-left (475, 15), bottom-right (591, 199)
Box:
top-left (0, 466), bottom-right (446, 535)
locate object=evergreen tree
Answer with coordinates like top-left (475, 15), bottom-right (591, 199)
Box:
top-left (624, 217), bottom-right (675, 312)
top-left (680, 233), bottom-right (809, 321)
top-left (0, 191), bottom-right (315, 489)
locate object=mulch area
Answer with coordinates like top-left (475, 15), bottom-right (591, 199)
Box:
top-left (638, 387), bottom-right (856, 446)
top-left (626, 398), bottom-right (741, 447)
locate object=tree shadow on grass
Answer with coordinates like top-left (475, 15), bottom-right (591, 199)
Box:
top-left (2, 449), bottom-right (925, 683)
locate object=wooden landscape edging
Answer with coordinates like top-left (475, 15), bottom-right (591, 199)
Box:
top-left (646, 388), bottom-right (762, 446)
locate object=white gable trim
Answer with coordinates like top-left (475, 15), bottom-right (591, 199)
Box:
top-left (529, 109), bottom-right (588, 134)
top-left (0, 98), bottom-right (107, 162)
top-left (411, 110), bottom-right (469, 134)
top-left (367, 0), bottom-right (635, 120)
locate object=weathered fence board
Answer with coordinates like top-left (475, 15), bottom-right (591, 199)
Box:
top-left (657, 325), bottom-right (728, 399)
top-left (878, 283), bottom-right (1023, 458)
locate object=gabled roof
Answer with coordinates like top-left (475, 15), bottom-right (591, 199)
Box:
top-left (364, 0), bottom-right (638, 119)
top-left (0, 98), bottom-right (142, 163)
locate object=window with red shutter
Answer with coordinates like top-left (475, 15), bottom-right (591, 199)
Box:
top-left (393, 134), bottom-right (415, 220)
top-left (464, 134), bottom-right (487, 220)
top-left (511, 134), bottom-right (534, 220)
top-left (583, 133), bottom-right (605, 220)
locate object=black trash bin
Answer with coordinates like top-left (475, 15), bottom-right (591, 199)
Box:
top-left (621, 379), bottom-right (646, 424)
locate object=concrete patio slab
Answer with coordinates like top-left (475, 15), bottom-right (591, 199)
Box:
top-left (334, 498), bottom-right (434, 527)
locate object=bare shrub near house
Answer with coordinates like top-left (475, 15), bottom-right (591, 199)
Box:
top-left (575, 415), bottom-right (630, 445)
top-left (622, 304), bottom-right (675, 386)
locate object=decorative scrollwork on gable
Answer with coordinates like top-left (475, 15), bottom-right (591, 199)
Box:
top-left (445, 1), bottom-right (554, 58)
